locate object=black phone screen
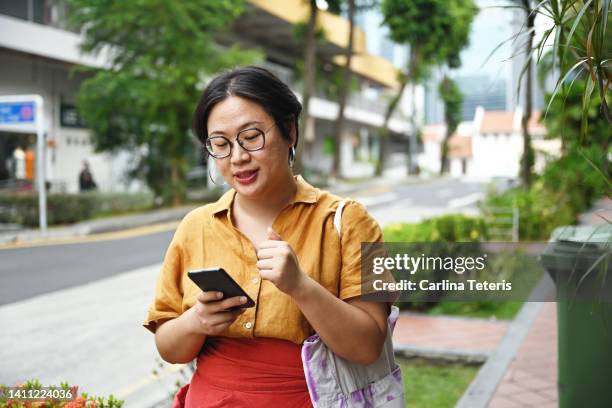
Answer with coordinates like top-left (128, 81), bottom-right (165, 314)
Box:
top-left (187, 268), bottom-right (256, 308)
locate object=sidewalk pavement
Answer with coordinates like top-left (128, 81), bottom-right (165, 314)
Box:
top-left (0, 174), bottom-right (424, 246)
top-left (486, 303), bottom-right (558, 408)
top-left (392, 313), bottom-right (509, 364)
top-left (0, 263), bottom-right (186, 408)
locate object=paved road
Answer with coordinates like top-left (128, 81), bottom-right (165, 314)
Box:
top-left (359, 178), bottom-right (484, 225)
top-left (0, 178), bottom-right (485, 305)
top-left (0, 230), bottom-right (174, 306)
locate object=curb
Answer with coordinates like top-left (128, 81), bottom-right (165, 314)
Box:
top-left (0, 206), bottom-right (197, 246)
top-left (397, 310), bottom-right (511, 323)
top-left (327, 175), bottom-right (427, 196)
top-left (394, 344), bottom-right (489, 364)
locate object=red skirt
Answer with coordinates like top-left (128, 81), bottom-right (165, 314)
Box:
top-left (172, 337), bottom-right (313, 408)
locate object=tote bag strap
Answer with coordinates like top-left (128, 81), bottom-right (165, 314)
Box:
top-left (333, 198), bottom-right (350, 238)
top-left (302, 199), bottom-right (405, 408)
top-left (334, 198), bottom-right (399, 382)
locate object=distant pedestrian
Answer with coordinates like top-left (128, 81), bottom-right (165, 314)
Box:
top-left (78, 161), bottom-right (97, 192)
top-left (12, 147), bottom-right (25, 180)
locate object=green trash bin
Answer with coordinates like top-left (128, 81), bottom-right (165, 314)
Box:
top-left (540, 225), bottom-right (612, 408)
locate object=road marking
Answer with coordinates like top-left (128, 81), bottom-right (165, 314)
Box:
top-left (348, 186), bottom-right (391, 197)
top-left (0, 221), bottom-right (179, 250)
top-left (114, 362), bottom-right (186, 399)
top-left (355, 192), bottom-right (400, 207)
top-left (448, 192), bottom-right (484, 208)
top-left (437, 188), bottom-right (454, 198)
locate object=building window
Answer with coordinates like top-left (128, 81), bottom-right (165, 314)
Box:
top-left (0, 0), bottom-right (48, 25)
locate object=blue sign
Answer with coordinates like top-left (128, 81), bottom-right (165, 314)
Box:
top-left (0, 102), bottom-right (35, 124)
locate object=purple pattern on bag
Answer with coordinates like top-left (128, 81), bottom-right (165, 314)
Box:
top-left (302, 340), bottom-right (320, 402)
top-left (319, 357), bottom-right (328, 371)
top-left (366, 384), bottom-right (375, 400)
top-left (302, 307), bottom-right (405, 407)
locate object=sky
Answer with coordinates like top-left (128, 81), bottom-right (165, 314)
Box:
top-left (359, 0), bottom-right (517, 80)
top-left (455, 0), bottom-right (515, 79)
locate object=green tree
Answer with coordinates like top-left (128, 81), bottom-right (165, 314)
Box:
top-left (542, 82), bottom-right (611, 210)
top-left (330, 0), bottom-right (356, 178)
top-left (506, 0), bottom-right (611, 192)
top-left (68, 0), bottom-right (260, 205)
top-left (294, 0), bottom-right (366, 178)
top-left (514, 0), bottom-right (611, 131)
top-left (379, 0), bottom-right (478, 176)
top-left (438, 76), bottom-right (463, 175)
top-left (329, 0), bottom-right (378, 178)
top-left (295, 0), bottom-right (321, 175)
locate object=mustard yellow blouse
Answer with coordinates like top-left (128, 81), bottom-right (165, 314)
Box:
top-left (143, 175), bottom-right (392, 344)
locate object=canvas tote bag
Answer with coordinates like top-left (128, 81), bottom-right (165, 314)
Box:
top-left (301, 199), bottom-right (405, 407)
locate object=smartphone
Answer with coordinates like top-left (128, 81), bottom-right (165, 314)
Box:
top-left (187, 268), bottom-right (256, 308)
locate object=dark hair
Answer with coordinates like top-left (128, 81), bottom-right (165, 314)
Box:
top-left (192, 66), bottom-right (302, 151)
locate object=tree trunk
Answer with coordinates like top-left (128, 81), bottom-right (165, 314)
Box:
top-left (439, 76), bottom-right (453, 175)
top-left (520, 0), bottom-right (534, 189)
top-left (439, 130), bottom-right (451, 175)
top-left (403, 46), bottom-right (422, 176)
top-left (295, 1), bottom-right (318, 176)
top-left (407, 81), bottom-right (417, 176)
top-left (170, 159), bottom-right (181, 207)
top-left (331, 0), bottom-right (355, 179)
top-left (376, 78), bottom-right (408, 176)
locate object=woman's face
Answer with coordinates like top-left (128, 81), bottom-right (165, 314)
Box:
top-left (206, 96), bottom-right (294, 199)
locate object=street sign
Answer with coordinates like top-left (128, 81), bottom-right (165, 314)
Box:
top-left (0, 95), bottom-right (47, 231)
top-left (60, 104), bottom-right (86, 128)
top-left (0, 102), bottom-right (35, 124)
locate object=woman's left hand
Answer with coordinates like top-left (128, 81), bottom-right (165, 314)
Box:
top-left (256, 227), bottom-right (308, 297)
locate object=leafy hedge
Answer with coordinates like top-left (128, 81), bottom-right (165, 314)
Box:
top-left (382, 214), bottom-right (491, 312)
top-left (383, 213), bottom-right (488, 243)
top-left (0, 192), bottom-right (154, 227)
top-left (483, 180), bottom-right (577, 241)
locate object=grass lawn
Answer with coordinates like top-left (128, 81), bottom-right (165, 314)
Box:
top-left (426, 301), bottom-right (524, 320)
top-left (399, 358), bottom-right (480, 408)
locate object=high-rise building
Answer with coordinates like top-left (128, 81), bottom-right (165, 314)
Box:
top-left (457, 75), bottom-right (507, 120)
top-left (507, 6), bottom-right (547, 111)
top-left (425, 0), bottom-right (514, 123)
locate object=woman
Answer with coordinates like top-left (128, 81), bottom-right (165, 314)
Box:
top-left (143, 66), bottom-right (395, 407)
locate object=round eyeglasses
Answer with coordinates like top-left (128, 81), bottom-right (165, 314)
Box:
top-left (205, 123), bottom-right (275, 159)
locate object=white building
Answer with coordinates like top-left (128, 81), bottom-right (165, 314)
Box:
top-left (0, 0), bottom-right (420, 193)
top-left (420, 106), bottom-right (554, 180)
top-left (0, 4), bottom-right (128, 193)
top-left (420, 121), bottom-right (473, 178)
top-left (471, 107), bottom-right (549, 180)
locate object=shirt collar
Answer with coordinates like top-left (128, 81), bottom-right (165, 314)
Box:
top-left (210, 174), bottom-right (318, 215)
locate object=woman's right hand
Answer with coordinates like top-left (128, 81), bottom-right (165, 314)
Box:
top-left (189, 291), bottom-right (248, 336)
